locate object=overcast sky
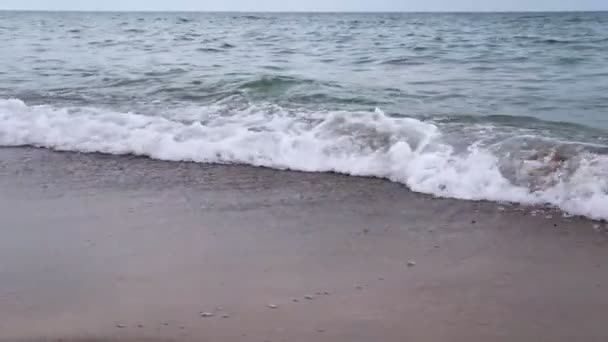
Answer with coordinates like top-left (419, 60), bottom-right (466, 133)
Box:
top-left (1, 0), bottom-right (607, 12)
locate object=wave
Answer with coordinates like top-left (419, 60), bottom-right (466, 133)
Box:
top-left (196, 47), bottom-right (223, 53)
top-left (536, 38), bottom-right (575, 44)
top-left (1, 98), bottom-right (606, 221)
top-left (381, 57), bottom-right (424, 66)
top-left (238, 76), bottom-right (316, 93)
top-left (239, 15), bottom-right (265, 20)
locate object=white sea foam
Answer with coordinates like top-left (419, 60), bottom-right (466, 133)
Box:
top-left (1, 98), bottom-right (607, 220)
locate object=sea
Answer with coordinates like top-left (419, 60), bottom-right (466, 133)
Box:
top-left (1, 11), bottom-right (607, 220)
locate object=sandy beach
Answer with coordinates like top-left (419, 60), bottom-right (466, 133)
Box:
top-left (1, 147), bottom-right (607, 342)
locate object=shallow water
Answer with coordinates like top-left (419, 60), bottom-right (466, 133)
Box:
top-left (1, 11), bottom-right (607, 219)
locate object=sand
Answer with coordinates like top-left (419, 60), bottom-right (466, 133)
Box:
top-left (1, 147), bottom-right (607, 342)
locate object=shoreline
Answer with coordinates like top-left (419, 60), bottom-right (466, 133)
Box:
top-left (0, 146), bottom-right (602, 223)
top-left (1, 147), bottom-right (607, 342)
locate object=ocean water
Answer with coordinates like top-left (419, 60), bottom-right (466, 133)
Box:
top-left (1, 11), bottom-right (607, 219)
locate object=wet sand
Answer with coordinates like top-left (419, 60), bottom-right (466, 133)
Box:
top-left (1, 147), bottom-right (608, 342)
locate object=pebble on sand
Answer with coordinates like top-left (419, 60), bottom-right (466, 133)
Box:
top-left (268, 304), bottom-right (278, 309)
top-left (116, 324), bottom-right (127, 328)
top-left (304, 295), bottom-right (314, 300)
top-left (221, 314), bottom-right (231, 318)
top-left (407, 261), bottom-right (416, 267)
top-left (292, 298), bottom-right (299, 302)
top-left (200, 312), bottom-right (214, 317)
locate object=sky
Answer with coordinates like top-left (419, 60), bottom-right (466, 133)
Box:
top-left (1, 0), bottom-right (607, 12)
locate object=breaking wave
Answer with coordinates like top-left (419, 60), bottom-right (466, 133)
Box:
top-left (1, 98), bottom-right (607, 220)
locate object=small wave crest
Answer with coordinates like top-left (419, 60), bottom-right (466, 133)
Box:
top-left (1, 98), bottom-right (606, 220)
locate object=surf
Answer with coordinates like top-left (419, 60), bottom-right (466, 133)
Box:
top-left (1, 98), bottom-right (607, 220)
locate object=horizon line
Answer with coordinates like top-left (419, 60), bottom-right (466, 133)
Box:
top-left (1, 9), bottom-right (608, 14)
